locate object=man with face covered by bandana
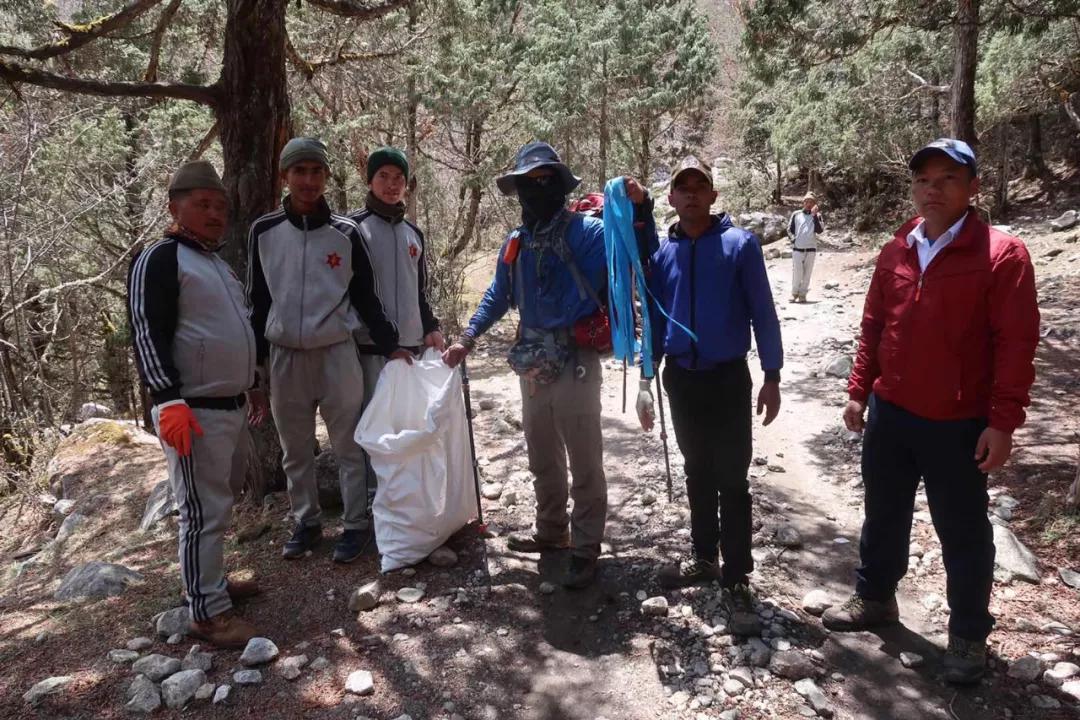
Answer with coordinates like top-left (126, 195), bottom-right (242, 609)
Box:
top-left (127, 160), bottom-right (268, 647)
top-left (443, 142), bottom-right (655, 588)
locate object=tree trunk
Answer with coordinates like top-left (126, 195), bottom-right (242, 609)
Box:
top-left (950, 0), bottom-right (979, 145)
top-left (1022, 112), bottom-right (1049, 180)
top-left (405, 0), bottom-right (420, 223)
top-left (774, 151), bottom-right (782, 205)
top-left (637, 121), bottom-right (651, 183)
top-left (994, 123), bottom-right (1008, 215)
top-left (929, 69), bottom-right (941, 131)
top-left (216, 0), bottom-right (292, 494)
top-left (597, 49), bottom-right (609, 188)
top-left (445, 120), bottom-right (483, 261)
top-left (217, 0), bottom-right (292, 274)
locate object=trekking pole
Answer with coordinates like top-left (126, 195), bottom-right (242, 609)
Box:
top-left (621, 360), bottom-right (627, 414)
top-left (459, 357), bottom-right (485, 530)
top-left (655, 362), bottom-right (674, 502)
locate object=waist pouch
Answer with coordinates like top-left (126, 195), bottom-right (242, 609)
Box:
top-left (507, 331), bottom-right (570, 385)
top-left (572, 307), bottom-right (613, 354)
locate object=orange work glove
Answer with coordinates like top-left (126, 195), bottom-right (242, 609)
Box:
top-left (159, 402), bottom-right (204, 457)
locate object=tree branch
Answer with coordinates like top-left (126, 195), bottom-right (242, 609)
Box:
top-left (0, 59), bottom-right (218, 106)
top-left (0, 0), bottom-right (165, 61)
top-left (144, 0), bottom-right (183, 82)
top-left (306, 0), bottom-right (410, 20)
top-left (188, 119), bottom-right (220, 160)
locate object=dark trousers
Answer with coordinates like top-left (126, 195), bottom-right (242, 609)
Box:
top-left (663, 359), bottom-right (753, 587)
top-left (856, 395), bottom-right (995, 642)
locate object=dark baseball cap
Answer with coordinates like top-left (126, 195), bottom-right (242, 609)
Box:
top-left (671, 156), bottom-right (713, 188)
top-left (909, 138), bottom-right (977, 175)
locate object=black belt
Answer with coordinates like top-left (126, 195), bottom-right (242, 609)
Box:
top-left (793, 247), bottom-right (817, 252)
top-left (187, 394), bottom-right (246, 410)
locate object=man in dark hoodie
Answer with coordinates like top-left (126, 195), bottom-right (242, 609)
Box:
top-left (247, 137), bottom-right (411, 564)
top-left (442, 141), bottom-right (655, 589)
top-left (636, 156), bottom-right (783, 632)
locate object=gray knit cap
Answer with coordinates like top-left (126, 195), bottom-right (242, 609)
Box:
top-left (280, 137), bottom-right (330, 171)
top-left (169, 160), bottom-right (225, 193)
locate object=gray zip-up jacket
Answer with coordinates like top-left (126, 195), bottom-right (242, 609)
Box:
top-left (127, 233), bottom-right (256, 405)
top-left (246, 197), bottom-right (399, 364)
top-left (787, 209), bottom-right (824, 250)
top-left (348, 207), bottom-right (439, 352)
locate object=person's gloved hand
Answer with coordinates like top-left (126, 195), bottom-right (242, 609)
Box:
top-left (636, 379), bottom-right (655, 432)
top-left (159, 402), bottom-right (203, 457)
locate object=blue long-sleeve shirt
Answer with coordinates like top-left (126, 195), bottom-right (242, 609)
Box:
top-left (646, 214), bottom-right (783, 377)
top-left (466, 205), bottom-right (657, 337)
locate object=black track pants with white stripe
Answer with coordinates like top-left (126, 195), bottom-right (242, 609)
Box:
top-left (153, 404), bottom-right (246, 623)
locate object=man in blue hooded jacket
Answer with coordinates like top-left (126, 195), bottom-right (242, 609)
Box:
top-left (637, 156), bottom-right (783, 623)
top-left (443, 141), bottom-right (655, 589)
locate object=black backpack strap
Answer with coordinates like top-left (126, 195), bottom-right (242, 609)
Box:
top-left (552, 212), bottom-right (606, 309)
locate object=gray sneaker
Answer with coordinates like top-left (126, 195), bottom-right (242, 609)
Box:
top-left (821, 594), bottom-right (899, 631)
top-left (943, 635), bottom-right (986, 684)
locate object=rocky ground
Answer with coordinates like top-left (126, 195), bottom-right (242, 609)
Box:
top-left (1, 210), bottom-right (1079, 720)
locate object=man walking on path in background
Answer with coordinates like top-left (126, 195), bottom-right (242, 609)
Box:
top-left (349, 147), bottom-right (443, 497)
top-left (822, 139), bottom-right (1040, 684)
top-left (128, 161), bottom-right (267, 648)
top-left (442, 141), bottom-right (656, 589)
top-left (247, 137), bottom-right (411, 564)
top-left (636, 156), bottom-right (783, 632)
top-left (787, 192), bottom-right (823, 302)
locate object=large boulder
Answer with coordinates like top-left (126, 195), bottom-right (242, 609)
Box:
top-left (992, 519), bottom-right (1040, 583)
top-left (1049, 209), bottom-right (1078, 232)
top-left (77, 403), bottom-right (112, 422)
top-left (139, 480), bottom-right (176, 532)
top-left (54, 561), bottom-right (144, 601)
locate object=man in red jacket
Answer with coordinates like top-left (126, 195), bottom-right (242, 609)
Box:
top-left (822, 139), bottom-right (1039, 684)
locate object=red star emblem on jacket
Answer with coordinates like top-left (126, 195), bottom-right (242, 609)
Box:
top-left (408, 243), bottom-right (419, 258)
top-left (326, 252), bottom-right (341, 269)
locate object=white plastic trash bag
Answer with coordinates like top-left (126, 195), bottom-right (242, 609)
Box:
top-left (355, 349), bottom-right (477, 572)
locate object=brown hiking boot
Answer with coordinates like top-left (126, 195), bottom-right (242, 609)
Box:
top-left (657, 555), bottom-right (722, 589)
top-left (943, 635), bottom-right (987, 684)
top-left (821, 594), bottom-right (899, 631)
top-left (188, 610), bottom-right (259, 649)
top-left (506, 531), bottom-right (570, 554)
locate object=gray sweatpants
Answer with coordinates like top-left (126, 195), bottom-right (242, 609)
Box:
top-left (357, 352), bottom-right (387, 497)
top-left (269, 341), bottom-right (370, 530)
top-left (520, 347), bottom-right (607, 559)
top-left (153, 404), bottom-right (246, 623)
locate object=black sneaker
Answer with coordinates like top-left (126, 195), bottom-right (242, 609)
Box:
top-left (943, 635), bottom-right (987, 684)
top-left (282, 523), bottom-right (322, 559)
top-left (657, 555), bottom-right (722, 589)
top-left (563, 555), bottom-right (597, 589)
top-left (333, 528), bottom-right (372, 564)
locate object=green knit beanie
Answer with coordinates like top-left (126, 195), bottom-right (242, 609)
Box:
top-left (280, 137), bottom-right (330, 171)
top-left (367, 147), bottom-right (409, 183)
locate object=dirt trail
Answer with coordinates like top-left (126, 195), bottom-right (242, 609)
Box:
top-left (3, 233), bottom-right (1078, 720)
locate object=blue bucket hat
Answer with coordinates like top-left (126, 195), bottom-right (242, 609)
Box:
top-left (908, 138), bottom-right (978, 175)
top-left (495, 141), bottom-right (582, 196)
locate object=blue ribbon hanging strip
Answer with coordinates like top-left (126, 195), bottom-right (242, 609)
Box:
top-left (602, 178), bottom-right (696, 380)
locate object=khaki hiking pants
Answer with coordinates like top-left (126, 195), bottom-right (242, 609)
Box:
top-left (520, 347), bottom-right (606, 560)
top-left (269, 341), bottom-right (370, 531)
top-left (153, 403), bottom-right (246, 623)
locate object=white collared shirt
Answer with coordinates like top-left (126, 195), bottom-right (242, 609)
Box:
top-left (905, 212), bottom-right (968, 272)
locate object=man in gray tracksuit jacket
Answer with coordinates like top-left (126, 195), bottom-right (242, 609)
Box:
top-left (128, 160), bottom-right (265, 648)
top-left (247, 137), bottom-right (406, 563)
top-left (349, 147), bottom-right (443, 440)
